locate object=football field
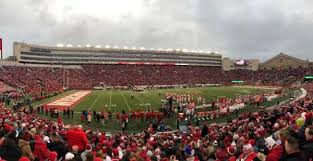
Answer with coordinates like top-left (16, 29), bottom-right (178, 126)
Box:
top-left (71, 86), bottom-right (272, 112)
top-left (35, 85), bottom-right (290, 132)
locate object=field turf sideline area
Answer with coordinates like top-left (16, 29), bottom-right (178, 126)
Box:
top-left (71, 86), bottom-right (272, 112)
top-left (33, 86), bottom-right (291, 132)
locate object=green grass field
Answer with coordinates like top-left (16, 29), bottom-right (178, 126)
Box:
top-left (31, 86), bottom-right (298, 132)
top-left (73, 86), bottom-right (272, 112)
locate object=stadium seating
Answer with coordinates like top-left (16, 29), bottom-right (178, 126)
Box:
top-left (0, 81), bottom-right (15, 93)
top-left (1, 65), bottom-right (312, 97)
top-left (0, 66), bottom-right (64, 96)
top-left (0, 82), bottom-right (313, 160)
top-left (1, 63), bottom-right (313, 160)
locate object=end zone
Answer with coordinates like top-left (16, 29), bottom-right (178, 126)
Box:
top-left (44, 91), bottom-right (91, 110)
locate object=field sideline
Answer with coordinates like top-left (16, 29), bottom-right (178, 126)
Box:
top-left (33, 86), bottom-right (292, 132)
top-left (71, 86), bottom-right (272, 112)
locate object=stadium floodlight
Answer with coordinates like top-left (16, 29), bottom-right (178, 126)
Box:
top-left (158, 48), bottom-right (163, 51)
top-left (95, 45), bottom-right (101, 48)
top-left (132, 47), bottom-right (136, 50)
top-left (86, 44), bottom-right (91, 48)
top-left (182, 49), bottom-right (188, 52)
top-left (57, 43), bottom-right (64, 47)
top-left (113, 45), bottom-right (119, 49)
top-left (150, 48), bottom-right (155, 50)
top-left (123, 46), bottom-right (128, 49)
top-left (66, 44), bottom-right (73, 47)
top-left (140, 47), bottom-right (145, 50)
top-left (167, 48), bottom-right (172, 51)
top-left (105, 45), bottom-right (110, 48)
top-left (199, 50), bottom-right (203, 53)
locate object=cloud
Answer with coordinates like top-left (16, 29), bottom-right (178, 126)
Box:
top-left (1, 0), bottom-right (313, 61)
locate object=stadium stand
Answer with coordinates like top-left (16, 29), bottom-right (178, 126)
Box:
top-left (0, 81), bottom-right (15, 94)
top-left (0, 42), bottom-right (313, 161)
top-left (0, 66), bottom-right (64, 96)
top-left (1, 64), bottom-right (312, 96)
top-left (0, 82), bottom-right (313, 160)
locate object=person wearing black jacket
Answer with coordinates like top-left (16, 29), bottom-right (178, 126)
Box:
top-left (0, 131), bottom-right (22, 161)
top-left (48, 134), bottom-right (67, 160)
top-left (302, 126), bottom-right (313, 160)
top-left (284, 131), bottom-right (307, 161)
top-left (201, 124), bottom-right (208, 138)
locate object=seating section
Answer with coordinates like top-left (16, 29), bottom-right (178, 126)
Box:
top-left (1, 65), bottom-right (313, 96)
top-left (0, 64), bottom-right (313, 160)
top-left (0, 83), bottom-right (313, 160)
top-left (0, 66), bottom-right (64, 96)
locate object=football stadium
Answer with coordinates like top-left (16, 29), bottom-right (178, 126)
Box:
top-left (1, 1), bottom-right (313, 161)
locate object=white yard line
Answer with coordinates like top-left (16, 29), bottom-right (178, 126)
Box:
top-left (121, 92), bottom-right (131, 112)
top-left (89, 92), bottom-right (103, 111)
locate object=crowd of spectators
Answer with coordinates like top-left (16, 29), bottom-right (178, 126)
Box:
top-left (0, 80), bottom-right (312, 160)
top-left (223, 67), bottom-right (313, 86)
top-left (1, 65), bottom-right (313, 96)
top-left (0, 81), bottom-right (15, 94)
top-left (0, 66), bottom-right (64, 96)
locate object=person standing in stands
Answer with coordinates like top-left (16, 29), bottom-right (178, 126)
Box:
top-left (48, 134), bottom-right (66, 160)
top-left (71, 110), bottom-right (74, 118)
top-left (37, 106), bottom-right (40, 114)
top-left (33, 135), bottom-right (51, 161)
top-left (238, 143), bottom-right (257, 161)
top-left (66, 125), bottom-right (89, 152)
top-left (264, 136), bottom-right (283, 161)
top-left (284, 131), bottom-right (307, 161)
top-left (29, 105), bottom-right (33, 114)
top-left (201, 124), bottom-right (208, 138)
top-left (0, 131), bottom-right (22, 161)
top-left (176, 117), bottom-right (180, 130)
top-left (298, 112), bottom-right (313, 146)
top-left (302, 126), bottom-right (313, 160)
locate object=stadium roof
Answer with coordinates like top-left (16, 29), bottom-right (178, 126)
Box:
top-left (262, 53), bottom-right (308, 64)
top-left (15, 42), bottom-right (221, 56)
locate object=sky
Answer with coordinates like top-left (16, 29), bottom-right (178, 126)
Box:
top-left (1, 0), bottom-right (313, 61)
